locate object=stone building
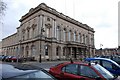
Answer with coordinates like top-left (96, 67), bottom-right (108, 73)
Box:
top-left (96, 48), bottom-right (118, 56)
top-left (2, 3), bottom-right (95, 61)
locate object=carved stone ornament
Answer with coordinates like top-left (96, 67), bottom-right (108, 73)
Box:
top-left (26, 27), bottom-right (30, 30)
top-left (32, 24), bottom-right (37, 29)
top-left (45, 23), bottom-right (52, 28)
top-left (47, 17), bottom-right (50, 21)
top-left (22, 29), bottom-right (25, 33)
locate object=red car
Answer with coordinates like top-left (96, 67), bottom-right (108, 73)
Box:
top-left (49, 61), bottom-right (118, 80)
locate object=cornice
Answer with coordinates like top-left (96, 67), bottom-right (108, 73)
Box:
top-left (2, 33), bottom-right (17, 40)
top-left (19, 3), bottom-right (94, 32)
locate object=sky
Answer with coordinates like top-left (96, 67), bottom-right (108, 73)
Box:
top-left (1, 0), bottom-right (119, 49)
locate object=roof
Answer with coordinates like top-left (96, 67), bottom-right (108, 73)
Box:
top-left (85, 58), bottom-right (120, 67)
top-left (61, 61), bottom-right (95, 66)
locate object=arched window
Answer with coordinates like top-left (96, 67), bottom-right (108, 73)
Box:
top-left (56, 47), bottom-right (59, 56)
top-left (45, 45), bottom-right (48, 55)
top-left (86, 35), bottom-right (88, 45)
top-left (56, 26), bottom-right (60, 40)
top-left (27, 28), bottom-right (30, 39)
top-left (31, 45), bottom-right (36, 56)
top-left (32, 27), bottom-right (35, 38)
top-left (63, 47), bottom-right (65, 56)
top-left (26, 46), bottom-right (29, 57)
top-left (63, 29), bottom-right (66, 41)
top-left (83, 34), bottom-right (85, 44)
top-left (68, 31), bottom-right (71, 41)
top-left (22, 29), bottom-right (25, 40)
top-left (73, 32), bottom-right (76, 42)
top-left (46, 28), bottom-right (50, 38)
top-left (78, 33), bottom-right (81, 43)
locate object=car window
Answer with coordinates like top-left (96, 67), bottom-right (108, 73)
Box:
top-left (93, 64), bottom-right (114, 79)
top-left (102, 61), bottom-right (112, 69)
top-left (10, 70), bottom-right (55, 80)
top-left (79, 65), bottom-right (98, 78)
top-left (62, 64), bottom-right (78, 75)
top-left (90, 60), bottom-right (100, 64)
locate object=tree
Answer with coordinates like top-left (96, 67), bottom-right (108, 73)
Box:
top-left (0, 0), bottom-right (7, 17)
top-left (0, 0), bottom-right (6, 41)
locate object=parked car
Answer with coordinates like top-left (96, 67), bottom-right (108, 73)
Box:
top-left (111, 56), bottom-right (120, 65)
top-left (98, 55), bottom-right (120, 65)
top-left (4, 56), bottom-right (13, 62)
top-left (1, 63), bottom-right (57, 80)
top-left (85, 58), bottom-right (120, 76)
top-left (49, 61), bottom-right (119, 80)
top-left (9, 56), bottom-right (24, 62)
top-left (0, 55), bottom-right (4, 61)
top-left (1, 55), bottom-right (8, 61)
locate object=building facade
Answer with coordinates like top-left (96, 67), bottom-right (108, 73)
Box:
top-left (96, 48), bottom-right (118, 56)
top-left (2, 3), bottom-right (95, 61)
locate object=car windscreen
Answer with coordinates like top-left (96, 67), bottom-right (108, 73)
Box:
top-left (93, 64), bottom-right (114, 79)
top-left (7, 70), bottom-right (55, 80)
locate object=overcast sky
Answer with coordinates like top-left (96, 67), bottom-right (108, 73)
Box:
top-left (1, 0), bottom-right (119, 49)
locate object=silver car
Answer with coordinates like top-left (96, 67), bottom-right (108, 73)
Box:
top-left (0, 64), bottom-right (57, 80)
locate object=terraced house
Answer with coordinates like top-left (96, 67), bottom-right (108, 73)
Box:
top-left (2, 3), bottom-right (95, 61)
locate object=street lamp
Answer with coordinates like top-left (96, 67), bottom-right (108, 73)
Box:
top-left (100, 44), bottom-right (103, 56)
top-left (39, 27), bottom-right (45, 63)
top-left (17, 40), bottom-right (21, 63)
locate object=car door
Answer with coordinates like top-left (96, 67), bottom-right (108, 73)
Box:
top-left (61, 64), bottom-right (95, 80)
top-left (101, 60), bottom-right (116, 74)
top-left (79, 65), bottom-right (99, 80)
top-left (61, 64), bottom-right (80, 79)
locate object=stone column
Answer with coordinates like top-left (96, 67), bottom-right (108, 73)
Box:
top-left (41, 41), bottom-right (45, 58)
top-left (36, 41), bottom-right (40, 61)
top-left (70, 47), bottom-right (72, 57)
top-left (60, 28), bottom-right (64, 41)
top-left (35, 16), bottom-right (39, 37)
top-left (52, 19), bottom-right (55, 38)
top-left (54, 20), bottom-right (57, 38)
top-left (60, 47), bottom-right (63, 60)
top-left (29, 28), bottom-right (32, 39)
top-left (51, 43), bottom-right (56, 60)
top-left (39, 15), bottom-right (43, 35)
top-left (43, 15), bottom-right (46, 36)
top-left (30, 44), bottom-right (32, 57)
top-left (66, 31), bottom-right (68, 41)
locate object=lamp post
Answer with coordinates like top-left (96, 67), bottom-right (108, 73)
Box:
top-left (17, 40), bottom-right (21, 63)
top-left (39, 27), bottom-right (45, 63)
top-left (100, 44), bottom-right (103, 56)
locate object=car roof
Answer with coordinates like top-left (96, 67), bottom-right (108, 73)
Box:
top-left (85, 58), bottom-right (120, 67)
top-left (1, 63), bottom-right (50, 79)
top-left (1, 64), bottom-right (39, 78)
top-left (60, 61), bottom-right (94, 66)
top-left (85, 57), bottom-right (115, 62)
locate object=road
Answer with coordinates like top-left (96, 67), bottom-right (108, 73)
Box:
top-left (1, 60), bottom-right (69, 70)
top-left (23, 60), bottom-right (68, 70)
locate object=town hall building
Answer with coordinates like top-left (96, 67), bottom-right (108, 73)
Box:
top-left (2, 3), bottom-right (95, 61)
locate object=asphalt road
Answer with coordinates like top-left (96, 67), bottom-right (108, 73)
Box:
top-left (1, 60), bottom-right (69, 70)
top-left (22, 60), bottom-right (68, 70)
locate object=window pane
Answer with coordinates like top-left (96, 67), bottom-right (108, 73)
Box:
top-left (62, 64), bottom-right (78, 75)
top-left (102, 61), bottom-right (112, 69)
top-left (68, 31), bottom-right (71, 41)
top-left (80, 65), bottom-right (98, 78)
